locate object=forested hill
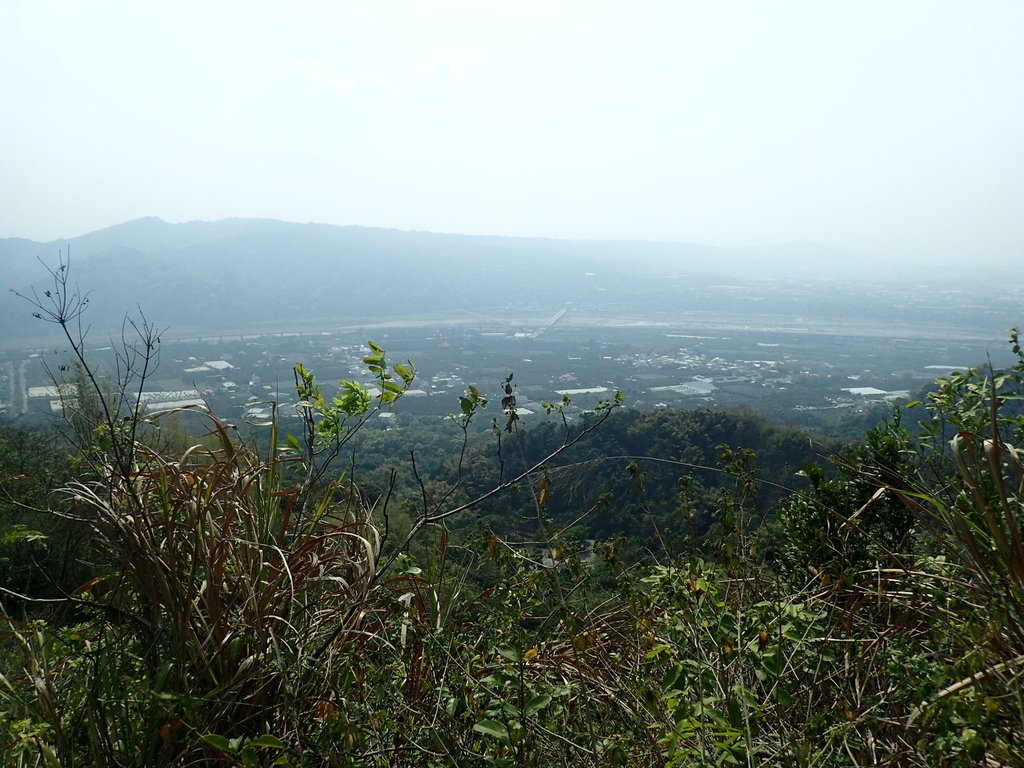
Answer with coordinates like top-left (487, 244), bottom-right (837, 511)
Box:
top-left (353, 405), bottom-right (832, 558)
top-left (2, 216), bottom-right (877, 342)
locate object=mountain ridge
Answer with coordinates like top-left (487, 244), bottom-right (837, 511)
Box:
top-left (0, 217), bottom-right (898, 344)
top-left (4, 216), bottom-right (855, 263)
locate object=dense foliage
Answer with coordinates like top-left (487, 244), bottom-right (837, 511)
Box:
top-left (3, 319), bottom-right (1024, 765)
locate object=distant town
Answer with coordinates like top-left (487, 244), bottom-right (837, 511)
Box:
top-left (3, 302), bottom-right (1016, 435)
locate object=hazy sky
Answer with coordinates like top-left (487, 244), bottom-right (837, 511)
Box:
top-left (1, 1), bottom-right (1021, 265)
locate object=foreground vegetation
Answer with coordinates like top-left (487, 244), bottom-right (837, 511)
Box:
top-left (2, 265), bottom-right (1022, 765)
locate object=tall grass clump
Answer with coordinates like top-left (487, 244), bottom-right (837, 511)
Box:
top-left (2, 404), bottom-right (392, 765)
top-left (889, 330), bottom-right (1024, 764)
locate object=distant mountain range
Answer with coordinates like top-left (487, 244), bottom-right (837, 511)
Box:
top-left (0, 217), bottom-right (932, 343)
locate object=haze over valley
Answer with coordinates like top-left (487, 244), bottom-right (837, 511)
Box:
top-left (2, 217), bottom-right (1019, 433)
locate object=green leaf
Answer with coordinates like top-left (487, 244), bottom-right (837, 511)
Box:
top-left (249, 734), bottom-right (287, 749)
top-left (662, 664), bottom-right (682, 690)
top-left (201, 733), bottom-right (233, 753)
top-left (284, 433), bottom-right (301, 451)
top-left (1, 524), bottom-right (46, 546)
top-left (524, 694), bottom-right (552, 717)
top-left (394, 362), bottom-right (415, 383)
top-left (496, 644), bottom-right (519, 662)
top-left (474, 719), bottom-right (510, 741)
top-left (760, 647), bottom-right (784, 677)
top-left (727, 696), bottom-right (742, 728)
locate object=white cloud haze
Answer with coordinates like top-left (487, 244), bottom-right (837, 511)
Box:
top-left (1, 0), bottom-right (1021, 267)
